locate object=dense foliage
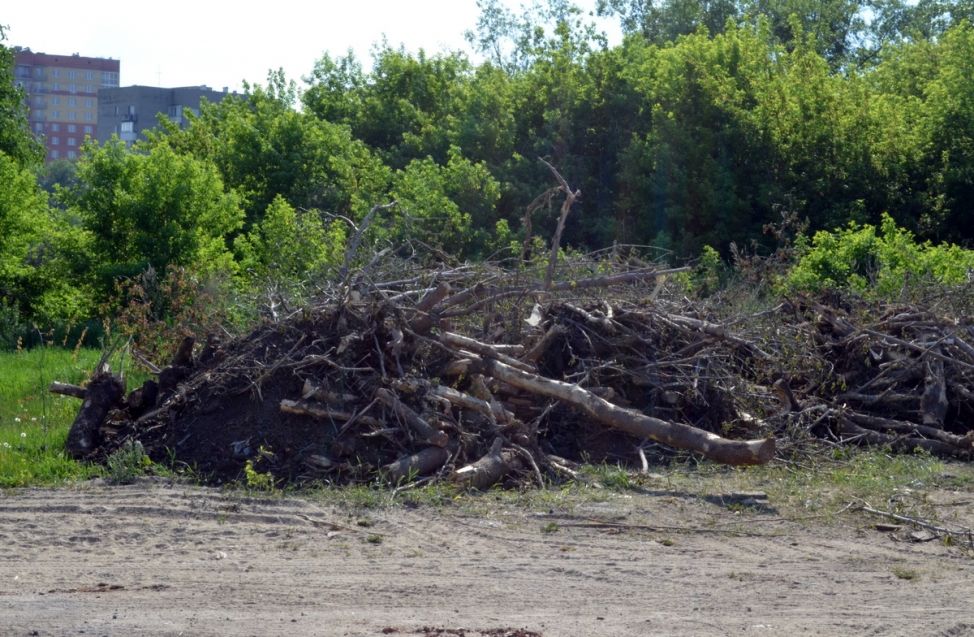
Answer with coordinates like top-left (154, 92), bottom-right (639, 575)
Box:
top-left (3, 4), bottom-right (974, 345)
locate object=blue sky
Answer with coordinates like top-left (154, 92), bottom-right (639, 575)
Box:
top-left (5, 1), bottom-right (618, 92)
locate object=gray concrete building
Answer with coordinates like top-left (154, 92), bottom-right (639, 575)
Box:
top-left (96, 85), bottom-right (235, 144)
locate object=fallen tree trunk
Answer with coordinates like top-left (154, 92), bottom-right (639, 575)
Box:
top-left (474, 356), bottom-right (775, 466)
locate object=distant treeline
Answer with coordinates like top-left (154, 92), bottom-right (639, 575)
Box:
top-left (2, 1), bottom-right (974, 343)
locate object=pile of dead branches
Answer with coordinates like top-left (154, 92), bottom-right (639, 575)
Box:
top-left (766, 297), bottom-right (974, 457)
top-left (56, 259), bottom-right (783, 486)
top-left (55, 258), bottom-right (974, 488)
top-left (52, 161), bottom-right (974, 486)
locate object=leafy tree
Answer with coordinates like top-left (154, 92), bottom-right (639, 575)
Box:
top-left (158, 71), bottom-right (390, 231)
top-left (0, 151), bottom-right (90, 330)
top-left (598, 0), bottom-right (740, 44)
top-left (67, 139), bottom-right (243, 296)
top-left (235, 195), bottom-right (345, 288)
top-left (915, 21), bottom-right (974, 240)
top-left (389, 149), bottom-right (501, 255)
top-left (0, 27), bottom-right (43, 166)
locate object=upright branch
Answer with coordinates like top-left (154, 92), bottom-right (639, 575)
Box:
top-left (339, 201), bottom-right (397, 286)
top-left (540, 158), bottom-right (580, 290)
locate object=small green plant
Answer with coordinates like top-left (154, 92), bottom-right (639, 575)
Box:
top-left (243, 460), bottom-right (275, 491)
top-left (584, 463), bottom-right (634, 490)
top-left (104, 439), bottom-right (150, 484)
top-left (365, 534), bottom-right (383, 544)
top-left (540, 521), bottom-right (559, 534)
top-left (891, 566), bottom-right (919, 581)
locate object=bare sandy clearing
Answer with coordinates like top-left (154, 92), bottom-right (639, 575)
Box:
top-left (1, 479), bottom-right (972, 636)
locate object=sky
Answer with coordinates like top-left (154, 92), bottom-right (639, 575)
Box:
top-left (4, 1), bottom-right (618, 92)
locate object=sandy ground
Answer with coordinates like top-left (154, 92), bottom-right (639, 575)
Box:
top-left (2, 478), bottom-right (973, 637)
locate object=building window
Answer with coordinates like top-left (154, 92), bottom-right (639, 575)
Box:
top-left (34, 123), bottom-right (43, 132)
top-left (51, 110), bottom-right (60, 119)
top-left (84, 112), bottom-right (94, 121)
top-left (51, 69), bottom-right (60, 78)
top-left (67, 124), bottom-right (76, 132)
top-left (85, 71), bottom-right (94, 80)
top-left (69, 112), bottom-right (76, 121)
top-left (68, 97), bottom-right (77, 106)
top-left (51, 136), bottom-right (59, 145)
top-left (51, 150), bottom-right (59, 159)
top-left (52, 82), bottom-right (59, 91)
top-left (69, 84), bottom-right (77, 93)
top-left (52, 123), bottom-right (60, 132)
top-left (84, 125), bottom-right (93, 134)
top-left (52, 96), bottom-right (60, 105)
top-left (68, 150), bottom-right (77, 159)
top-left (68, 137), bottom-right (76, 146)
top-left (68, 70), bottom-right (77, 80)
top-left (85, 98), bottom-right (94, 108)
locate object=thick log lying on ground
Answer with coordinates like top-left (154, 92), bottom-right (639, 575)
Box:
top-left (473, 356), bottom-right (775, 466)
top-left (452, 437), bottom-right (523, 489)
top-left (383, 446), bottom-right (450, 482)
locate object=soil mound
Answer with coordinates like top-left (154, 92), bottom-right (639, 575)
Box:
top-left (57, 263), bottom-right (974, 486)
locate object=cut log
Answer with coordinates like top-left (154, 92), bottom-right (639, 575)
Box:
top-left (65, 372), bottom-right (125, 459)
top-left (921, 354), bottom-right (948, 426)
top-left (452, 437), bottom-right (522, 489)
top-left (838, 418), bottom-right (968, 458)
top-left (524, 324), bottom-right (566, 364)
top-left (279, 399), bottom-right (381, 427)
top-left (125, 380), bottom-right (159, 417)
top-left (440, 331), bottom-right (536, 373)
top-left (301, 379), bottom-right (358, 404)
top-left (375, 388), bottom-right (449, 447)
top-left (49, 381), bottom-right (86, 399)
top-left (476, 357), bottom-right (775, 466)
top-left (430, 384), bottom-right (514, 426)
top-left (383, 446), bottom-right (450, 482)
top-left (408, 281), bottom-right (452, 335)
top-left (171, 336), bottom-right (195, 367)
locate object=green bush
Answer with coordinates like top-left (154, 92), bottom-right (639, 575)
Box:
top-left (782, 213), bottom-right (974, 296)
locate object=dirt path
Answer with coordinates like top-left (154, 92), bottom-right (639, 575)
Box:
top-left (2, 479), bottom-right (973, 636)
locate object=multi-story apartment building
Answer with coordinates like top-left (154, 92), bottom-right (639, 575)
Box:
top-left (96, 85), bottom-right (234, 145)
top-left (12, 49), bottom-right (120, 161)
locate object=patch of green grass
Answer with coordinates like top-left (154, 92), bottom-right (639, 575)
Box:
top-left (0, 347), bottom-right (150, 488)
top-left (659, 447), bottom-right (970, 520)
top-left (540, 521), bottom-right (559, 534)
top-left (891, 565), bottom-right (920, 581)
top-left (580, 463), bottom-right (636, 490)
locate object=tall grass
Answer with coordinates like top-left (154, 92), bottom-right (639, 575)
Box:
top-left (0, 347), bottom-right (112, 486)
